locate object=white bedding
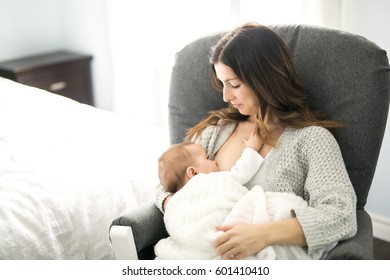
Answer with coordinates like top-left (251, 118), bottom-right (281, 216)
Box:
top-left (155, 172), bottom-right (324, 260)
top-left (0, 77), bottom-right (169, 259)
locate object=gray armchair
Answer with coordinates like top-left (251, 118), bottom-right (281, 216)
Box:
top-left (111, 24), bottom-right (390, 259)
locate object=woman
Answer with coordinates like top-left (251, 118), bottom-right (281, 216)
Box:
top-left (156, 23), bottom-right (357, 259)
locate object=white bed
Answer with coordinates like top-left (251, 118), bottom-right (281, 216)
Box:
top-left (0, 77), bottom-right (169, 259)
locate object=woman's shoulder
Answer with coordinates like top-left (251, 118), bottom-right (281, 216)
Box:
top-left (284, 126), bottom-right (341, 156)
top-left (288, 125), bottom-right (335, 141)
top-left (280, 126), bottom-right (338, 152)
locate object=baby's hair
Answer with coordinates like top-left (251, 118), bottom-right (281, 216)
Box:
top-left (158, 142), bottom-right (194, 193)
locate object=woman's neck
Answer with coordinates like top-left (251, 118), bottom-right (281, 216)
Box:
top-left (250, 113), bottom-right (285, 131)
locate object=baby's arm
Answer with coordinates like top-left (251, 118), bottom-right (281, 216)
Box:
top-left (230, 133), bottom-right (264, 186)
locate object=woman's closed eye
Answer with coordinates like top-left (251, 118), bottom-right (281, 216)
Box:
top-left (230, 83), bottom-right (241, 89)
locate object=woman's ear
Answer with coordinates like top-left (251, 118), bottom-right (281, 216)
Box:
top-left (186, 166), bottom-right (197, 179)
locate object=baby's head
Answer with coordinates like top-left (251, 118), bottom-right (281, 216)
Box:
top-left (158, 142), bottom-right (219, 193)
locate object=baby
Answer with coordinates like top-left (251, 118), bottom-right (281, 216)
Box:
top-left (158, 132), bottom-right (263, 193)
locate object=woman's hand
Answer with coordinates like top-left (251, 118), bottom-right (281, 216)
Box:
top-left (214, 223), bottom-right (267, 260)
top-left (215, 218), bottom-right (307, 259)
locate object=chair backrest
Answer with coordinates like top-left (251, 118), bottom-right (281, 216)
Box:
top-left (168, 24), bottom-right (390, 209)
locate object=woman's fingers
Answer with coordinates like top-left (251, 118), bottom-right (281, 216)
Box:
top-left (215, 223), bottom-right (264, 259)
top-left (214, 225), bottom-right (232, 247)
top-left (215, 224), bottom-right (241, 259)
top-left (215, 225), bottom-right (232, 232)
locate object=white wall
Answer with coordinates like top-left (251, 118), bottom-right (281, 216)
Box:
top-left (0, 0), bottom-right (63, 60)
top-left (57, 0), bottom-right (113, 110)
top-left (0, 0), bottom-right (113, 110)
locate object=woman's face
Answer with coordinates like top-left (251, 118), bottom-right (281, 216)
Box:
top-left (214, 62), bottom-right (259, 117)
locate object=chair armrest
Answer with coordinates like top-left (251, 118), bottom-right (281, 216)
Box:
top-left (109, 226), bottom-right (139, 260)
top-left (110, 201), bottom-right (168, 259)
top-left (325, 209), bottom-right (373, 259)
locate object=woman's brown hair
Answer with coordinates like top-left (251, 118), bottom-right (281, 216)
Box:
top-left (185, 23), bottom-right (341, 144)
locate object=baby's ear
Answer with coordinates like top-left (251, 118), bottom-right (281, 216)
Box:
top-left (186, 166), bottom-right (197, 179)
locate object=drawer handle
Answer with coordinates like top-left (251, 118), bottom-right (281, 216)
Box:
top-left (50, 81), bottom-right (67, 91)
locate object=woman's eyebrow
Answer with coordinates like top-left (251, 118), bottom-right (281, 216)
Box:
top-left (224, 77), bottom-right (239, 83)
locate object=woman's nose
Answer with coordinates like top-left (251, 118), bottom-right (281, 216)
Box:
top-left (223, 88), bottom-right (232, 103)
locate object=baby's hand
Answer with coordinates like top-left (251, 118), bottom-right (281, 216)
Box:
top-left (242, 130), bottom-right (263, 152)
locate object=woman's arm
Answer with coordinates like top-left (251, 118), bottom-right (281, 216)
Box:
top-left (294, 127), bottom-right (357, 254)
top-left (215, 218), bottom-right (306, 260)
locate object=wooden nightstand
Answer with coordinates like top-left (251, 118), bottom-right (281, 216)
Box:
top-left (0, 51), bottom-right (94, 106)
